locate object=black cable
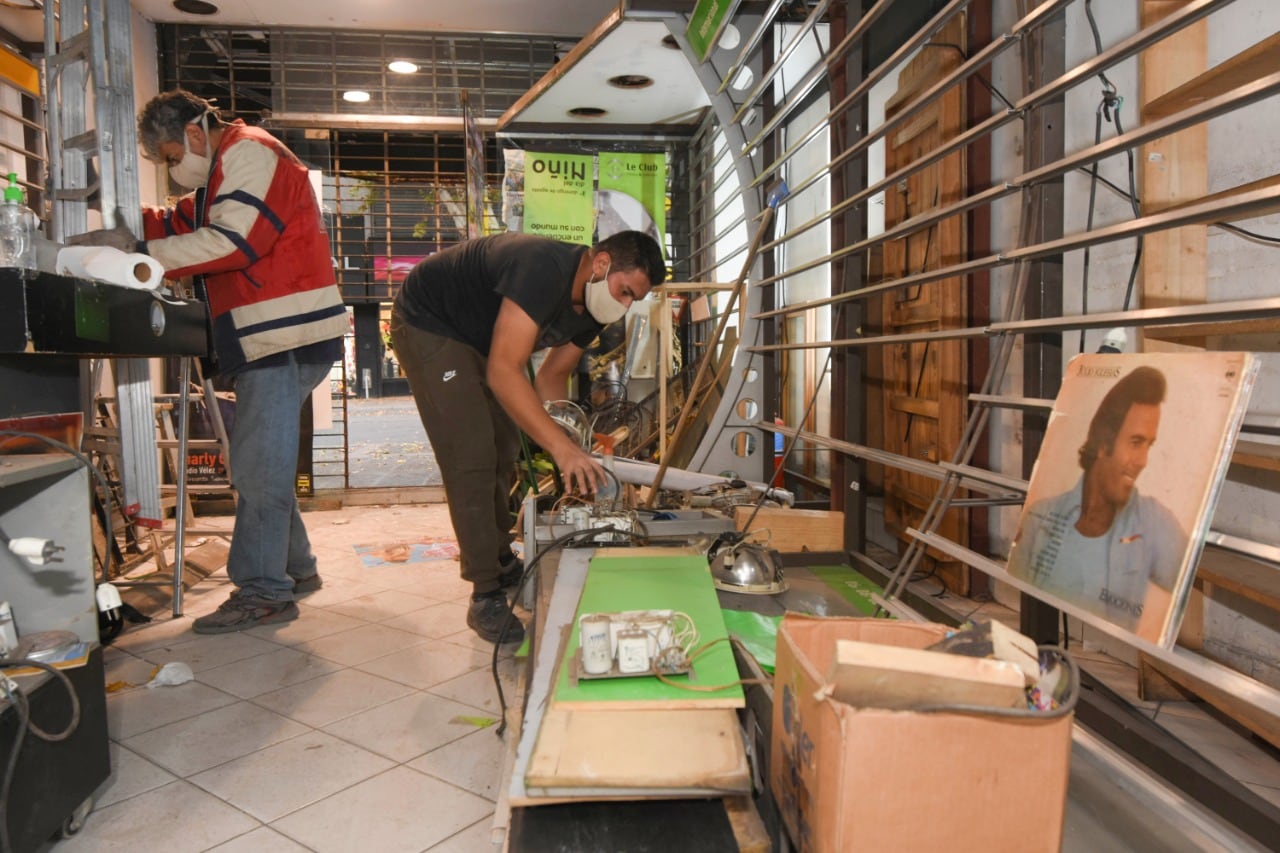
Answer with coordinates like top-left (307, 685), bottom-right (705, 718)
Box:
top-left (1076, 166), bottom-right (1280, 245)
top-left (0, 659), bottom-right (82, 853)
top-left (491, 524), bottom-right (648, 738)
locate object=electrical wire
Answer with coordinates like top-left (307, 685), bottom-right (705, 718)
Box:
top-left (650, 636), bottom-right (770, 692)
top-left (490, 524), bottom-right (649, 737)
top-left (0, 659), bottom-right (82, 853)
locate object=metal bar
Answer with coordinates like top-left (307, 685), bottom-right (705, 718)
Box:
top-left (729, 0), bottom-right (833, 127)
top-left (756, 423), bottom-right (1013, 496)
top-left (173, 358), bottom-right (190, 617)
top-left (715, 0), bottom-right (786, 97)
top-left (756, 164), bottom-right (1280, 322)
top-left (750, 0), bottom-right (1237, 277)
top-left (742, 0), bottom-right (974, 156)
top-left (968, 393), bottom-right (1054, 410)
top-left (908, 529), bottom-right (1280, 718)
top-left (938, 461), bottom-right (1027, 493)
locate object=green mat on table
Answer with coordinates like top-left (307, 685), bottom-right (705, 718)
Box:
top-left (553, 554), bottom-right (744, 706)
top-left (720, 609), bottom-right (781, 674)
top-left (806, 565), bottom-right (887, 616)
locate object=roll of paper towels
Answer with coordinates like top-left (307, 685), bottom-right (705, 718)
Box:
top-left (56, 245), bottom-right (166, 290)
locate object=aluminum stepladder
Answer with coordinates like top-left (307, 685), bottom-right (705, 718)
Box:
top-left (43, 0), bottom-right (218, 614)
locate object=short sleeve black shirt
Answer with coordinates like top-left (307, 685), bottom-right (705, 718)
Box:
top-left (393, 233), bottom-right (601, 356)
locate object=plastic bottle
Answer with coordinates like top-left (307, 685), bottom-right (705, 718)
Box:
top-left (0, 173), bottom-right (31, 269)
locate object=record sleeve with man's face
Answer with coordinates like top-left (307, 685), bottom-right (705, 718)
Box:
top-left (1006, 352), bottom-right (1257, 647)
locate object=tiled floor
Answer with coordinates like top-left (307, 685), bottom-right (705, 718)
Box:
top-left (52, 504), bottom-right (517, 853)
top-left (44, 503), bottom-right (1280, 851)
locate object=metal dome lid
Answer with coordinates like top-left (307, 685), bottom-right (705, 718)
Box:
top-left (710, 541), bottom-right (787, 595)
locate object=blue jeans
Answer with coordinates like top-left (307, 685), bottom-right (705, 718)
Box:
top-left (226, 353), bottom-right (331, 601)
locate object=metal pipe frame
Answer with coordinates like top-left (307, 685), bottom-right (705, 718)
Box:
top-left (910, 529), bottom-right (1280, 719)
top-left (752, 133), bottom-right (1280, 329)
top-left (729, 0), bottom-right (833, 127)
top-left (750, 0), bottom-right (1236, 301)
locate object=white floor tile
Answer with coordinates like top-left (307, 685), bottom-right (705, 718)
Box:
top-left (426, 664), bottom-right (517, 715)
top-left (408, 727), bottom-right (507, 801)
top-left (323, 691), bottom-right (493, 762)
top-left (190, 730), bottom-right (394, 822)
top-left (356, 638), bottom-right (491, 690)
top-left (204, 826), bottom-right (314, 852)
top-left (137, 631), bottom-right (282, 673)
top-left (122, 701), bottom-right (309, 777)
top-left (94, 744), bottom-right (178, 809)
top-left (107, 681), bottom-right (239, 741)
top-left (252, 667), bottom-right (416, 727)
top-left (51, 780), bottom-right (258, 852)
top-left (298, 578), bottom-right (393, 611)
top-left (197, 645), bottom-right (344, 699)
top-left (381, 601), bottom-right (470, 639)
top-left (245, 604), bottom-right (367, 646)
top-left (293, 622), bottom-right (429, 666)
top-left (324, 588), bottom-right (439, 622)
top-left (271, 766), bottom-right (492, 853)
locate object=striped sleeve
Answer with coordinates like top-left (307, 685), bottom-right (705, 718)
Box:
top-left (144, 138), bottom-right (288, 279)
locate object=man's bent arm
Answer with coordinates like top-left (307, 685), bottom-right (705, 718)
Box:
top-left (487, 298), bottom-right (605, 494)
top-left (535, 342), bottom-right (580, 403)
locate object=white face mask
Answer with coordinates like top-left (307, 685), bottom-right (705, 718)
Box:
top-left (584, 263), bottom-right (628, 325)
top-left (169, 116), bottom-right (212, 189)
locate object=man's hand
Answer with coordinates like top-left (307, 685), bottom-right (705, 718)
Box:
top-left (66, 222), bottom-right (137, 254)
top-left (550, 442), bottom-right (606, 497)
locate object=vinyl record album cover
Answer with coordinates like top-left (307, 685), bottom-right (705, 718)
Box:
top-left (1006, 352), bottom-right (1258, 646)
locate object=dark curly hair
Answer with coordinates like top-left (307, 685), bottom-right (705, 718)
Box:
top-left (1078, 365), bottom-right (1166, 470)
top-left (592, 230), bottom-right (667, 287)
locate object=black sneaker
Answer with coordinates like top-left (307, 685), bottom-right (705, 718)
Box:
top-left (467, 591), bottom-right (525, 644)
top-left (497, 554), bottom-right (523, 590)
top-left (292, 574), bottom-right (323, 594)
top-left (193, 593), bottom-right (299, 634)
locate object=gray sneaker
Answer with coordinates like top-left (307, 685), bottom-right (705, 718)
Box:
top-left (193, 594), bottom-right (299, 634)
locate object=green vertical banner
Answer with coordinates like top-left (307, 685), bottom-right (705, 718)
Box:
top-left (686, 0), bottom-right (741, 63)
top-left (522, 152), bottom-right (595, 244)
top-left (597, 152), bottom-right (666, 255)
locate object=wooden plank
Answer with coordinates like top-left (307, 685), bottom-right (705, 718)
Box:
top-left (1230, 440), bottom-right (1280, 475)
top-left (732, 505), bottom-right (844, 553)
top-left (1139, 1), bottom-right (1208, 338)
top-left (1144, 31), bottom-right (1280, 120)
top-left (1195, 546), bottom-right (1280, 613)
top-left (1139, 654), bottom-right (1280, 750)
top-left (825, 639), bottom-right (1026, 710)
top-left (889, 394), bottom-right (939, 419)
top-left (525, 706), bottom-right (749, 792)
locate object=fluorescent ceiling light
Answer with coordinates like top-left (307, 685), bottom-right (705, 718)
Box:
top-left (388, 60), bottom-right (419, 74)
top-left (342, 90), bottom-right (371, 103)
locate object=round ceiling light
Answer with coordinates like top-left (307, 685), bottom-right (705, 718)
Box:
top-left (607, 74), bottom-right (653, 90)
top-left (172, 0), bottom-right (219, 13)
top-left (661, 35), bottom-right (679, 50)
top-left (342, 90), bottom-right (371, 103)
top-left (568, 107), bottom-right (607, 118)
top-left (388, 60), bottom-right (419, 74)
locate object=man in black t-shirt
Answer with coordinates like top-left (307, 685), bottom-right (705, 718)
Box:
top-left (390, 231), bottom-right (666, 643)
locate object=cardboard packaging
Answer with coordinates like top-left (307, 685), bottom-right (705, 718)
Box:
top-left (770, 615), bottom-right (1074, 853)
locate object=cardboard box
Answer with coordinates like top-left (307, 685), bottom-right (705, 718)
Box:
top-left (770, 615), bottom-right (1073, 853)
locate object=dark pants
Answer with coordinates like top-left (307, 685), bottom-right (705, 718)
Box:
top-left (390, 307), bottom-right (519, 594)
